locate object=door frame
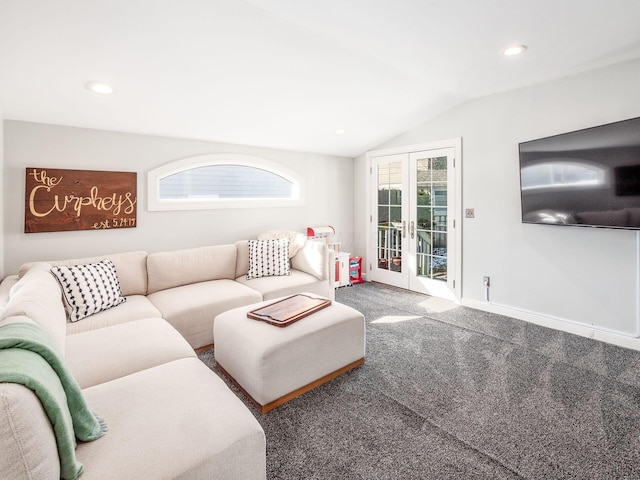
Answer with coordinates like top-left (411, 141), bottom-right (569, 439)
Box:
top-left (365, 138), bottom-right (463, 302)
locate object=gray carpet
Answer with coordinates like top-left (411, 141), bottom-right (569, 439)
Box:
top-left (198, 282), bottom-right (640, 479)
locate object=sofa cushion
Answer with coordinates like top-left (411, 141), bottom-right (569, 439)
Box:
top-left (0, 383), bottom-right (61, 479)
top-left (66, 318), bottom-right (196, 389)
top-left (20, 251), bottom-right (149, 297)
top-left (65, 295), bottom-right (162, 335)
top-left (78, 358), bottom-right (266, 480)
top-left (0, 263), bottom-right (67, 356)
top-left (50, 260), bottom-right (126, 322)
top-left (146, 245), bottom-right (238, 295)
top-left (147, 279), bottom-right (262, 348)
top-left (247, 239), bottom-right (291, 280)
top-left (236, 269), bottom-right (332, 301)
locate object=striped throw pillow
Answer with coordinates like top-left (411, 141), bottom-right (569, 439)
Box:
top-left (247, 238), bottom-right (291, 280)
top-left (50, 260), bottom-right (126, 322)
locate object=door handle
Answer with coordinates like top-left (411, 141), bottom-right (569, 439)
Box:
top-left (402, 220), bottom-right (406, 238)
top-left (410, 220), bottom-right (415, 239)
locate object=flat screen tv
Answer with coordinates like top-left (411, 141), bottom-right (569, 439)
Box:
top-left (519, 116), bottom-right (640, 230)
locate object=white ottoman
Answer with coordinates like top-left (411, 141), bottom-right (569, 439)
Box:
top-left (214, 295), bottom-right (365, 413)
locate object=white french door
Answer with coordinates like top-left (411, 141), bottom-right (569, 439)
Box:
top-left (368, 142), bottom-right (460, 301)
top-left (370, 153), bottom-right (409, 290)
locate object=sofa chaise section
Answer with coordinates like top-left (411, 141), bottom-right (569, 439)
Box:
top-left (0, 354), bottom-right (267, 480)
top-left (77, 358), bottom-right (266, 480)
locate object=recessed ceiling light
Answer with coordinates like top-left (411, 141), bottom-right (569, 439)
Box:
top-left (85, 81), bottom-right (114, 95)
top-left (502, 45), bottom-right (527, 57)
top-left (335, 128), bottom-right (347, 135)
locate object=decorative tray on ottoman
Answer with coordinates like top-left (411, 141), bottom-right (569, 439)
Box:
top-left (247, 294), bottom-right (332, 327)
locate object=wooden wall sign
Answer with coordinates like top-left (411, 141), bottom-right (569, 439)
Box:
top-left (25, 167), bottom-right (137, 233)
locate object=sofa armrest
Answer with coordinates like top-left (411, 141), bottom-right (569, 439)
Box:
top-left (327, 248), bottom-right (336, 283)
top-left (0, 275), bottom-right (18, 311)
top-left (290, 240), bottom-right (334, 282)
top-left (0, 264), bottom-right (67, 357)
top-left (0, 383), bottom-right (60, 480)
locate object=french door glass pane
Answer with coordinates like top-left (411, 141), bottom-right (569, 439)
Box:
top-left (389, 206), bottom-right (402, 223)
top-left (378, 188), bottom-right (390, 204)
top-left (390, 188), bottom-right (402, 206)
top-left (378, 206), bottom-right (389, 223)
top-left (417, 187), bottom-right (431, 205)
top-left (432, 232), bottom-right (447, 278)
top-left (417, 206), bottom-right (431, 229)
top-left (416, 231), bottom-right (431, 276)
top-left (378, 161), bottom-right (402, 274)
top-left (415, 157), bottom-right (448, 281)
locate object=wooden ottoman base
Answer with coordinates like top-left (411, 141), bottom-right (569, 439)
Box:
top-left (218, 358), bottom-right (364, 413)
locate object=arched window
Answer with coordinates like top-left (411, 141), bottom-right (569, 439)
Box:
top-left (148, 154), bottom-right (305, 210)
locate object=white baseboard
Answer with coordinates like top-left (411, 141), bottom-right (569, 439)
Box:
top-left (461, 298), bottom-right (640, 352)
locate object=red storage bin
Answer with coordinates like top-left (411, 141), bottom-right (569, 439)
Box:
top-left (349, 256), bottom-right (363, 284)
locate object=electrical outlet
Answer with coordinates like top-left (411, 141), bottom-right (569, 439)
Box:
top-left (465, 208), bottom-right (475, 218)
top-left (483, 276), bottom-right (490, 287)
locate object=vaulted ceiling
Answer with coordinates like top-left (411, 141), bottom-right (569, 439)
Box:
top-left (1, 0), bottom-right (639, 157)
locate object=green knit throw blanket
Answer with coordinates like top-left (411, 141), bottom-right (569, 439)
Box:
top-left (0, 322), bottom-right (107, 480)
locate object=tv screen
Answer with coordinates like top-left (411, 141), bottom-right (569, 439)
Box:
top-left (519, 116), bottom-right (640, 230)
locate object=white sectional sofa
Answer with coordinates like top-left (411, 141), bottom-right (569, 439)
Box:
top-left (0, 237), bottom-right (334, 479)
top-left (13, 238), bottom-right (334, 349)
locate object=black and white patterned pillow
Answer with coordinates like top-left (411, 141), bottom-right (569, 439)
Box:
top-left (50, 260), bottom-right (126, 322)
top-left (247, 238), bottom-right (291, 280)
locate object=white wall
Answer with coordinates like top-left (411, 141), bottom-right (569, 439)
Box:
top-left (3, 121), bottom-right (354, 274)
top-left (0, 112), bottom-right (4, 278)
top-left (357, 58), bottom-right (640, 340)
